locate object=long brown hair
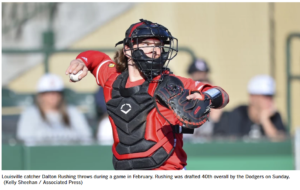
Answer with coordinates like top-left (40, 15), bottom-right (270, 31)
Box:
top-left (114, 49), bottom-right (128, 72)
top-left (36, 92), bottom-right (71, 127)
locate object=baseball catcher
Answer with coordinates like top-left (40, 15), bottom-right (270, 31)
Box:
top-left (65, 19), bottom-right (229, 170)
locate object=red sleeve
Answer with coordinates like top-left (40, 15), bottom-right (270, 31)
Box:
top-left (174, 75), bottom-right (214, 92)
top-left (175, 75), bottom-right (229, 109)
top-left (76, 50), bottom-right (117, 87)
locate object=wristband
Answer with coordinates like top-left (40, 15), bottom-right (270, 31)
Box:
top-left (203, 88), bottom-right (222, 108)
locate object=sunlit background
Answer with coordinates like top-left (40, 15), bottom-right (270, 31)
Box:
top-left (2, 2), bottom-right (300, 170)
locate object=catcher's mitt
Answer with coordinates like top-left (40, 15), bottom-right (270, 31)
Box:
top-left (155, 76), bottom-right (211, 129)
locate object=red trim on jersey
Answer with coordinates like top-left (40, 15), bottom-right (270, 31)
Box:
top-left (144, 109), bottom-right (159, 142)
top-left (125, 78), bottom-right (145, 88)
top-left (109, 117), bottom-right (120, 145)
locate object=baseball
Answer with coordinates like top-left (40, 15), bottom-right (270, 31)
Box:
top-left (69, 70), bottom-right (83, 82)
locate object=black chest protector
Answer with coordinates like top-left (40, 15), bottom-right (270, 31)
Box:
top-left (106, 71), bottom-right (172, 170)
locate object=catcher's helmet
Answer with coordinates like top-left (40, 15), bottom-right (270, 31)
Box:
top-left (115, 19), bottom-right (178, 81)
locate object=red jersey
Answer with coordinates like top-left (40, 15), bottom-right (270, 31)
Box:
top-left (76, 50), bottom-right (223, 170)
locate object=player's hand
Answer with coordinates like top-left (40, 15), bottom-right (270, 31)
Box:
top-left (186, 92), bottom-right (204, 100)
top-left (65, 59), bottom-right (88, 82)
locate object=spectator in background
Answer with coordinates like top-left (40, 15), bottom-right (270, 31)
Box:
top-left (96, 115), bottom-right (113, 145)
top-left (188, 58), bottom-right (210, 84)
top-left (227, 75), bottom-right (286, 140)
top-left (94, 87), bottom-right (113, 145)
top-left (186, 58), bottom-right (228, 139)
top-left (17, 74), bottom-right (92, 144)
top-left (95, 87), bottom-right (107, 119)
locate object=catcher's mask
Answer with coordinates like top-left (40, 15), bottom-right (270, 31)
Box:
top-left (115, 19), bottom-right (178, 82)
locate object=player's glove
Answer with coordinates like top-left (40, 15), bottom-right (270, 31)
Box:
top-left (155, 78), bottom-right (211, 129)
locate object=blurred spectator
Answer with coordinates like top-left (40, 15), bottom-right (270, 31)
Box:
top-left (96, 115), bottom-right (113, 145)
top-left (95, 87), bottom-right (107, 119)
top-left (226, 75), bottom-right (286, 140)
top-left (16, 73), bottom-right (92, 144)
top-left (95, 87), bottom-right (113, 145)
top-left (188, 58), bottom-right (210, 84)
top-left (186, 58), bottom-right (229, 140)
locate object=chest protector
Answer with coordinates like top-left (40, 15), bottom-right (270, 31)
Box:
top-left (104, 71), bottom-right (175, 170)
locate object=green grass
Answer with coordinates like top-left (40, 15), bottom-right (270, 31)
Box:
top-left (186, 155), bottom-right (294, 170)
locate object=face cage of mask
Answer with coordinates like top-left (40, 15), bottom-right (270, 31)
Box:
top-left (124, 37), bottom-right (178, 82)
